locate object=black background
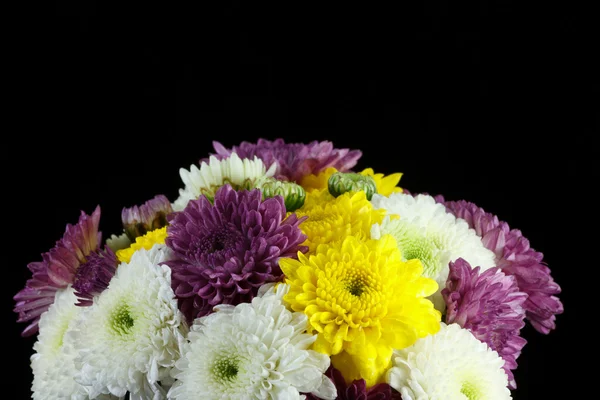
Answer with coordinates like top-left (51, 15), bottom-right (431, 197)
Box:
top-left (6, 1), bottom-right (597, 399)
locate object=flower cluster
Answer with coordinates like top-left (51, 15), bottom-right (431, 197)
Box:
top-left (15, 138), bottom-right (563, 399)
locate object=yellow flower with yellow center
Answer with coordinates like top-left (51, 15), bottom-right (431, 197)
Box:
top-left (280, 235), bottom-right (441, 387)
top-left (300, 167), bottom-right (339, 192)
top-left (293, 190), bottom-right (387, 253)
top-left (299, 167), bottom-right (403, 196)
top-left (116, 227), bottom-right (168, 263)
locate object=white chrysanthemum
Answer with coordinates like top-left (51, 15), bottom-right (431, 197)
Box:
top-left (370, 193), bottom-right (496, 311)
top-left (72, 246), bottom-right (187, 399)
top-left (168, 283), bottom-right (337, 400)
top-left (31, 287), bottom-right (92, 400)
top-left (173, 153), bottom-right (277, 211)
top-left (106, 232), bottom-right (131, 252)
top-left (387, 323), bottom-right (511, 400)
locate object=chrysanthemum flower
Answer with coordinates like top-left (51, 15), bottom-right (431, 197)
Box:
top-left (437, 196), bottom-right (564, 334)
top-left (14, 206), bottom-right (102, 336)
top-left (443, 258), bottom-right (527, 389)
top-left (122, 194), bottom-right (173, 241)
top-left (31, 287), bottom-right (89, 400)
top-left (387, 322), bottom-right (511, 400)
top-left (207, 138), bottom-right (362, 183)
top-left (72, 247), bottom-right (118, 306)
top-left (305, 366), bottom-right (402, 400)
top-left (173, 152), bottom-right (276, 211)
top-left (115, 226), bottom-right (168, 264)
top-left (165, 185), bottom-right (307, 321)
top-left (295, 190), bottom-right (387, 254)
top-left (168, 283), bottom-right (336, 400)
top-left (370, 193), bottom-right (496, 312)
top-left (72, 246), bottom-right (186, 398)
top-left (280, 235), bottom-right (441, 387)
top-left (300, 167), bottom-right (403, 197)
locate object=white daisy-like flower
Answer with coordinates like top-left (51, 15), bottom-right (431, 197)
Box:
top-left (106, 232), bottom-right (131, 252)
top-left (172, 153), bottom-right (277, 211)
top-left (168, 283), bottom-right (337, 400)
top-left (387, 322), bottom-right (511, 400)
top-left (31, 287), bottom-right (94, 400)
top-left (370, 193), bottom-right (496, 311)
top-left (72, 245), bottom-right (187, 399)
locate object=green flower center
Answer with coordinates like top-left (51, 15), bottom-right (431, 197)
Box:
top-left (379, 220), bottom-right (442, 278)
top-left (460, 380), bottom-right (482, 400)
top-left (212, 356), bottom-right (239, 383)
top-left (110, 303), bottom-right (135, 335)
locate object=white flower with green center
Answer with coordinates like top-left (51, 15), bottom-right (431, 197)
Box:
top-left (370, 193), bottom-right (496, 311)
top-left (31, 287), bottom-right (91, 400)
top-left (387, 322), bottom-right (511, 400)
top-left (72, 246), bottom-right (187, 399)
top-left (173, 153), bottom-right (277, 211)
top-left (168, 283), bottom-right (337, 400)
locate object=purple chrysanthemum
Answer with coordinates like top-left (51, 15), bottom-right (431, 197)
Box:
top-left (72, 246), bottom-right (118, 306)
top-left (305, 367), bottom-right (401, 400)
top-left (436, 196), bottom-right (564, 334)
top-left (164, 185), bottom-right (308, 322)
top-left (14, 206), bottom-right (102, 336)
top-left (207, 138), bottom-right (362, 182)
top-left (442, 258), bottom-right (528, 389)
top-left (122, 194), bottom-right (173, 240)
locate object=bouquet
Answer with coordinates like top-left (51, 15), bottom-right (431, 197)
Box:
top-left (14, 138), bottom-right (563, 399)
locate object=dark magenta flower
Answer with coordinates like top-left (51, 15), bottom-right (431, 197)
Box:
top-left (305, 366), bottom-right (402, 400)
top-left (14, 206), bottom-right (102, 336)
top-left (208, 138), bottom-right (362, 182)
top-left (72, 246), bottom-right (118, 306)
top-left (164, 185), bottom-right (307, 321)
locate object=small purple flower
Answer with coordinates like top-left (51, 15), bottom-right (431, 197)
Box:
top-left (442, 258), bottom-right (528, 389)
top-left (122, 194), bottom-right (173, 241)
top-left (14, 206), bottom-right (102, 336)
top-left (164, 185), bottom-right (307, 322)
top-left (207, 138), bottom-right (362, 182)
top-left (72, 247), bottom-right (118, 306)
top-left (436, 196), bottom-right (564, 334)
top-left (305, 366), bottom-right (402, 400)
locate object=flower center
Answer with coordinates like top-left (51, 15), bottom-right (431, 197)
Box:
top-left (460, 380), bottom-right (482, 400)
top-left (212, 356), bottom-right (239, 383)
top-left (199, 228), bottom-right (242, 254)
top-left (110, 303), bottom-right (135, 335)
top-left (345, 277), bottom-right (366, 297)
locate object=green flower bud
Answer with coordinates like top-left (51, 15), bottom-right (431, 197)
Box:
top-left (328, 172), bottom-right (377, 200)
top-left (260, 178), bottom-right (306, 212)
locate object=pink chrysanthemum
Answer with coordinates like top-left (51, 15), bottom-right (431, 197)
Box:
top-left (121, 194), bottom-right (173, 241)
top-left (164, 185), bottom-right (308, 322)
top-left (442, 258), bottom-right (528, 389)
top-left (13, 206), bottom-right (102, 336)
top-left (207, 138), bottom-right (362, 182)
top-left (436, 196), bottom-right (563, 334)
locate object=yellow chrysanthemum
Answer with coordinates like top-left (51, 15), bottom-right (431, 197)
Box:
top-left (359, 168), bottom-right (403, 196)
top-left (300, 167), bottom-right (338, 192)
top-left (294, 190), bottom-right (387, 253)
top-left (299, 167), bottom-right (403, 197)
top-left (116, 227), bottom-right (168, 263)
top-left (280, 235), bottom-right (441, 387)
